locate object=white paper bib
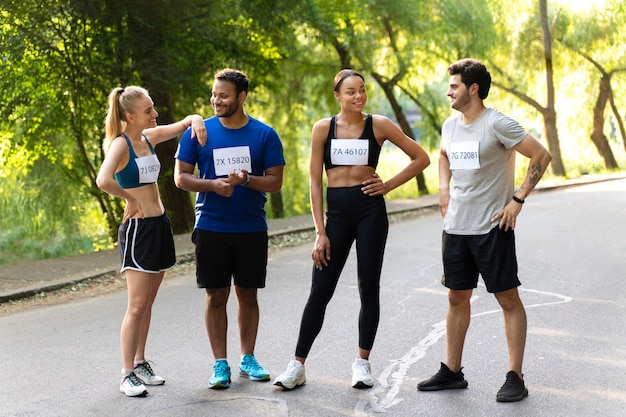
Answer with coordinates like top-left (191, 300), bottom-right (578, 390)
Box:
top-left (330, 139), bottom-right (369, 166)
top-left (448, 141), bottom-right (480, 170)
top-left (135, 154), bottom-right (161, 183)
top-left (213, 146), bottom-right (252, 176)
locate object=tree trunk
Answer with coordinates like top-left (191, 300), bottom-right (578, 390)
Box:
top-left (607, 77), bottom-right (626, 152)
top-left (371, 72), bottom-right (429, 195)
top-left (269, 192), bottom-right (284, 219)
top-left (149, 89), bottom-right (196, 234)
top-left (590, 75), bottom-right (618, 169)
top-left (540, 0), bottom-right (566, 176)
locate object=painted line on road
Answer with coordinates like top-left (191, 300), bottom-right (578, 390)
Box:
top-left (354, 286), bottom-right (573, 415)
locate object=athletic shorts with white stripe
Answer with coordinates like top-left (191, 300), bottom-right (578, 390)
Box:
top-left (118, 213), bottom-right (176, 273)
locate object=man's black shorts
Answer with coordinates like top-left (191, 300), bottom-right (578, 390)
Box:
top-left (192, 228), bottom-right (268, 289)
top-left (441, 227), bottom-right (520, 293)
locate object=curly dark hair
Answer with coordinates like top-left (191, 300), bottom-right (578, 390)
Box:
top-left (448, 59), bottom-right (491, 100)
top-left (215, 68), bottom-right (250, 95)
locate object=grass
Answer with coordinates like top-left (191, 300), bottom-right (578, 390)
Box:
top-left (1, 145), bottom-right (623, 264)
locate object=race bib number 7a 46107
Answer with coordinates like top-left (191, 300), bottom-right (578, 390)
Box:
top-left (330, 139), bottom-right (369, 166)
top-left (448, 141), bottom-right (480, 170)
top-left (213, 146), bottom-right (252, 176)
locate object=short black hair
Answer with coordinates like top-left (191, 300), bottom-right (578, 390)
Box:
top-left (215, 68), bottom-right (250, 95)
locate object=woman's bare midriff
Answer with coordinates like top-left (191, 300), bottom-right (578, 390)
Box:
top-left (126, 183), bottom-right (165, 218)
top-left (326, 165), bottom-right (376, 188)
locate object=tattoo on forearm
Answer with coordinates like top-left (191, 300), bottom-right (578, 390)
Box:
top-left (529, 162), bottom-right (543, 185)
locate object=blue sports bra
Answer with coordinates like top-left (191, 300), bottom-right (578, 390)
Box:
top-left (323, 114), bottom-right (381, 170)
top-left (115, 134), bottom-right (161, 189)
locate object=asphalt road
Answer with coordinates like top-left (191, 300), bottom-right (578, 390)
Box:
top-left (1, 179), bottom-right (625, 417)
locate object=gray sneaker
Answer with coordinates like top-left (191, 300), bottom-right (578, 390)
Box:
top-left (274, 360), bottom-right (306, 390)
top-left (120, 372), bottom-right (148, 397)
top-left (134, 361), bottom-right (165, 386)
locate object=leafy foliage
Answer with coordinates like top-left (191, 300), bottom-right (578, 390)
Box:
top-left (1, 0), bottom-right (624, 262)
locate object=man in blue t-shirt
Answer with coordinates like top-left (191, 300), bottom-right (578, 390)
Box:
top-left (175, 68), bottom-right (285, 389)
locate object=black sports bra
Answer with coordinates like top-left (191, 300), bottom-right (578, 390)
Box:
top-left (323, 114), bottom-right (381, 170)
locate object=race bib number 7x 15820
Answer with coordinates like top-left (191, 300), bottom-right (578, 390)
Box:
top-left (213, 146), bottom-right (252, 176)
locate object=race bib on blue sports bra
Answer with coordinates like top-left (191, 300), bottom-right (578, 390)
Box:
top-left (136, 154), bottom-right (161, 183)
top-left (330, 139), bottom-right (369, 166)
top-left (213, 146), bottom-right (252, 176)
top-left (448, 141), bottom-right (480, 170)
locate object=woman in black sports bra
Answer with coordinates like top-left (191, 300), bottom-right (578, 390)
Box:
top-left (96, 86), bottom-right (206, 397)
top-left (274, 70), bottom-right (430, 390)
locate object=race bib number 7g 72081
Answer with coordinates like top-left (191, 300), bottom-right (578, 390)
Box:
top-left (448, 141), bottom-right (480, 170)
top-left (213, 146), bottom-right (252, 176)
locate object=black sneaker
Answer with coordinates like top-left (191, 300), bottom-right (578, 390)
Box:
top-left (417, 362), bottom-right (468, 391)
top-left (496, 371), bottom-right (528, 402)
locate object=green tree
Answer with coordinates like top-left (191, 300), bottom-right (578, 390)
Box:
top-left (1, 0), bottom-right (118, 257)
top-left (292, 0), bottom-right (444, 195)
top-left (1, 0), bottom-right (292, 251)
top-left (485, 0), bottom-right (566, 176)
top-left (556, 1), bottom-right (626, 169)
top-left (538, 0), bottom-right (566, 176)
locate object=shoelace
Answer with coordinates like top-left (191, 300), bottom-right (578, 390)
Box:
top-left (138, 361), bottom-right (156, 377)
top-left (500, 374), bottom-right (519, 391)
top-left (354, 364), bottom-right (370, 378)
top-left (244, 357), bottom-right (263, 372)
top-left (287, 362), bottom-right (299, 374)
top-left (214, 361), bottom-right (229, 376)
top-left (125, 372), bottom-right (144, 387)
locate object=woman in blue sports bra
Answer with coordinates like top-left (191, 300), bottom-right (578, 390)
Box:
top-left (96, 86), bottom-right (206, 397)
top-left (274, 70), bottom-right (431, 390)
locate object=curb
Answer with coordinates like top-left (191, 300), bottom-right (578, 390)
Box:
top-left (1, 172), bottom-right (624, 304)
top-left (0, 198), bottom-right (439, 304)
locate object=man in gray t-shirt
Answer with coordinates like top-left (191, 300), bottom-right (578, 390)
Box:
top-left (417, 59), bottom-right (552, 402)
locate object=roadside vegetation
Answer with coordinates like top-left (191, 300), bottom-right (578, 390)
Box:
top-left (1, 0), bottom-right (624, 263)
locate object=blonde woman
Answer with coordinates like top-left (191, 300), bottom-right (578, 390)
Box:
top-left (96, 86), bottom-right (206, 397)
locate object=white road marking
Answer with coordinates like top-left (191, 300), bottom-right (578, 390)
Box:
top-left (354, 287), bottom-right (573, 415)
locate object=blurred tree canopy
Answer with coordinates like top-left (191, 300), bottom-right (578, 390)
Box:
top-left (1, 0), bottom-right (624, 262)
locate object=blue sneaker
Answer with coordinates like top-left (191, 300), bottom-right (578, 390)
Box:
top-left (209, 360), bottom-right (231, 389)
top-left (239, 354), bottom-right (270, 381)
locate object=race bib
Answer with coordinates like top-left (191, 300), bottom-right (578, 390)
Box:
top-left (213, 146), bottom-right (252, 176)
top-left (448, 141), bottom-right (480, 170)
top-left (136, 154), bottom-right (161, 183)
top-left (330, 139), bottom-right (369, 166)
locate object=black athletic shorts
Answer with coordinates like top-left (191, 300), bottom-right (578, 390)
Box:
top-left (192, 228), bottom-right (268, 289)
top-left (441, 227), bottom-right (520, 293)
top-left (118, 213), bottom-right (176, 273)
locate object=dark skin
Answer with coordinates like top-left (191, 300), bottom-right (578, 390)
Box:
top-left (173, 76), bottom-right (284, 362)
top-left (309, 75), bottom-right (430, 270)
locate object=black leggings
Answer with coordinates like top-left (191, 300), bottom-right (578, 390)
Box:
top-left (295, 186), bottom-right (389, 358)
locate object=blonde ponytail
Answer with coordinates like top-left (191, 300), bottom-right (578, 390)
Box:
top-left (103, 86), bottom-right (149, 153)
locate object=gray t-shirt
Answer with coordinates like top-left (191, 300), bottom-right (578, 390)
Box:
top-left (441, 108), bottom-right (528, 235)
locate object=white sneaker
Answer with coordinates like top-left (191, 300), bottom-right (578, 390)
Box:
top-left (352, 358), bottom-right (373, 388)
top-left (273, 360), bottom-right (306, 390)
top-left (120, 372), bottom-right (148, 397)
top-left (134, 361), bottom-right (165, 385)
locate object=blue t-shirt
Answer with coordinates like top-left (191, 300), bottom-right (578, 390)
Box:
top-left (175, 115), bottom-right (285, 233)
